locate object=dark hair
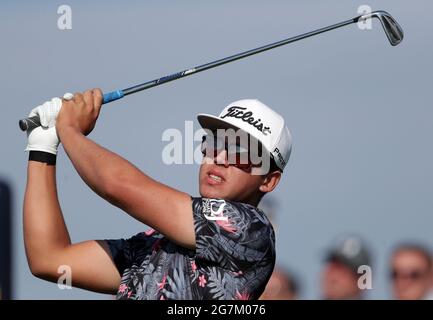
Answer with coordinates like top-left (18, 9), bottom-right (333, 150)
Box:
top-left (269, 157), bottom-right (282, 174)
top-left (255, 157), bottom-right (282, 202)
top-left (392, 243), bottom-right (432, 270)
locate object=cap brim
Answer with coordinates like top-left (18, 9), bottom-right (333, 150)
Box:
top-left (197, 113), bottom-right (265, 150)
top-left (197, 113), bottom-right (274, 168)
top-left (325, 252), bottom-right (358, 273)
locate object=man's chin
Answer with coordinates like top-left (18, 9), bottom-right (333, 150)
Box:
top-left (199, 184), bottom-right (227, 200)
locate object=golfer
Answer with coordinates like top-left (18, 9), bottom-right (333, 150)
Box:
top-left (23, 89), bottom-right (292, 300)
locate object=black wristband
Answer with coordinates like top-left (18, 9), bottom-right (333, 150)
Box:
top-left (29, 151), bottom-right (57, 165)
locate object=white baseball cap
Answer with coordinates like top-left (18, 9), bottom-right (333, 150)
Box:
top-left (197, 99), bottom-right (292, 171)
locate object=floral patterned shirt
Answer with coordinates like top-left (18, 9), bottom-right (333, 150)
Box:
top-left (106, 197), bottom-right (276, 300)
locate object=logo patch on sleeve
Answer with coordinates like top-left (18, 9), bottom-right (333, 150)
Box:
top-left (203, 199), bottom-right (228, 221)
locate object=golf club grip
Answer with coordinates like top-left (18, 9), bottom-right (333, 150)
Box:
top-left (18, 90), bottom-right (125, 131)
top-left (102, 90), bottom-right (124, 104)
top-left (19, 116), bottom-right (41, 132)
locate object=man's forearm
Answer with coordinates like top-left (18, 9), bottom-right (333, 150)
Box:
top-left (58, 127), bottom-right (150, 205)
top-left (24, 161), bottom-right (71, 272)
top-left (55, 92), bottom-right (195, 249)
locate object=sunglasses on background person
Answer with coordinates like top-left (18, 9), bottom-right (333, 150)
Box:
top-left (390, 269), bottom-right (429, 281)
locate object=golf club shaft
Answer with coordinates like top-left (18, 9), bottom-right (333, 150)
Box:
top-left (19, 16), bottom-right (359, 131)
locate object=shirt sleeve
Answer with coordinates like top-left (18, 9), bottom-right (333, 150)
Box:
top-left (105, 231), bottom-right (157, 275)
top-left (192, 197), bottom-right (275, 271)
top-left (104, 238), bottom-right (132, 276)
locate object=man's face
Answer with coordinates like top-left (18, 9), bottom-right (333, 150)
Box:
top-left (199, 148), bottom-right (267, 204)
top-left (260, 270), bottom-right (297, 300)
top-left (321, 260), bottom-right (360, 300)
top-left (391, 250), bottom-right (432, 300)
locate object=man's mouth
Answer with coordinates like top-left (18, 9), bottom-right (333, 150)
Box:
top-left (206, 170), bottom-right (225, 185)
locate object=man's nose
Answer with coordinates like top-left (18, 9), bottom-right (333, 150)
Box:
top-left (214, 149), bottom-right (229, 167)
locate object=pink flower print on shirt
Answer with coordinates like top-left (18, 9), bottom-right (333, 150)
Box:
top-left (157, 275), bottom-right (167, 291)
top-left (144, 228), bottom-right (156, 236)
top-left (198, 274), bottom-right (207, 287)
top-left (216, 218), bottom-right (237, 233)
top-left (118, 284), bottom-right (128, 293)
top-left (235, 291), bottom-right (250, 300)
top-left (232, 270), bottom-right (243, 277)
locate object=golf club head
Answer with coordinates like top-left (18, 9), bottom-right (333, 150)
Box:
top-left (360, 10), bottom-right (404, 46)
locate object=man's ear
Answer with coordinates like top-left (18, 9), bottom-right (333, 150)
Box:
top-left (259, 171), bottom-right (281, 193)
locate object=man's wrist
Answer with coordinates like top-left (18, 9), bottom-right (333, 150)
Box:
top-left (29, 151), bottom-right (57, 165)
top-left (56, 125), bottom-right (82, 142)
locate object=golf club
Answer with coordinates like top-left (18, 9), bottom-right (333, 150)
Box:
top-left (19, 10), bottom-right (403, 131)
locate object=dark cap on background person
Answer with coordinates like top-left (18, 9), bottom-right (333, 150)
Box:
top-left (321, 236), bottom-right (372, 300)
top-left (325, 236), bottom-right (371, 273)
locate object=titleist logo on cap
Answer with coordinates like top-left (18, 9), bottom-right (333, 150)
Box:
top-left (220, 106), bottom-right (271, 135)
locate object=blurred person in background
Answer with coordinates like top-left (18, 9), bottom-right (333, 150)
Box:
top-left (259, 198), bottom-right (302, 300)
top-left (258, 197), bottom-right (278, 229)
top-left (0, 179), bottom-right (12, 300)
top-left (390, 243), bottom-right (433, 300)
top-left (260, 266), bottom-right (300, 300)
top-left (321, 236), bottom-right (371, 300)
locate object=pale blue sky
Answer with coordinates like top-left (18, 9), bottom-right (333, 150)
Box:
top-left (0, 0), bottom-right (432, 299)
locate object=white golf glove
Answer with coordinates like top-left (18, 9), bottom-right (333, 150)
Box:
top-left (25, 94), bottom-right (73, 155)
top-left (29, 97), bottom-right (62, 129)
top-left (25, 126), bottom-right (60, 155)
